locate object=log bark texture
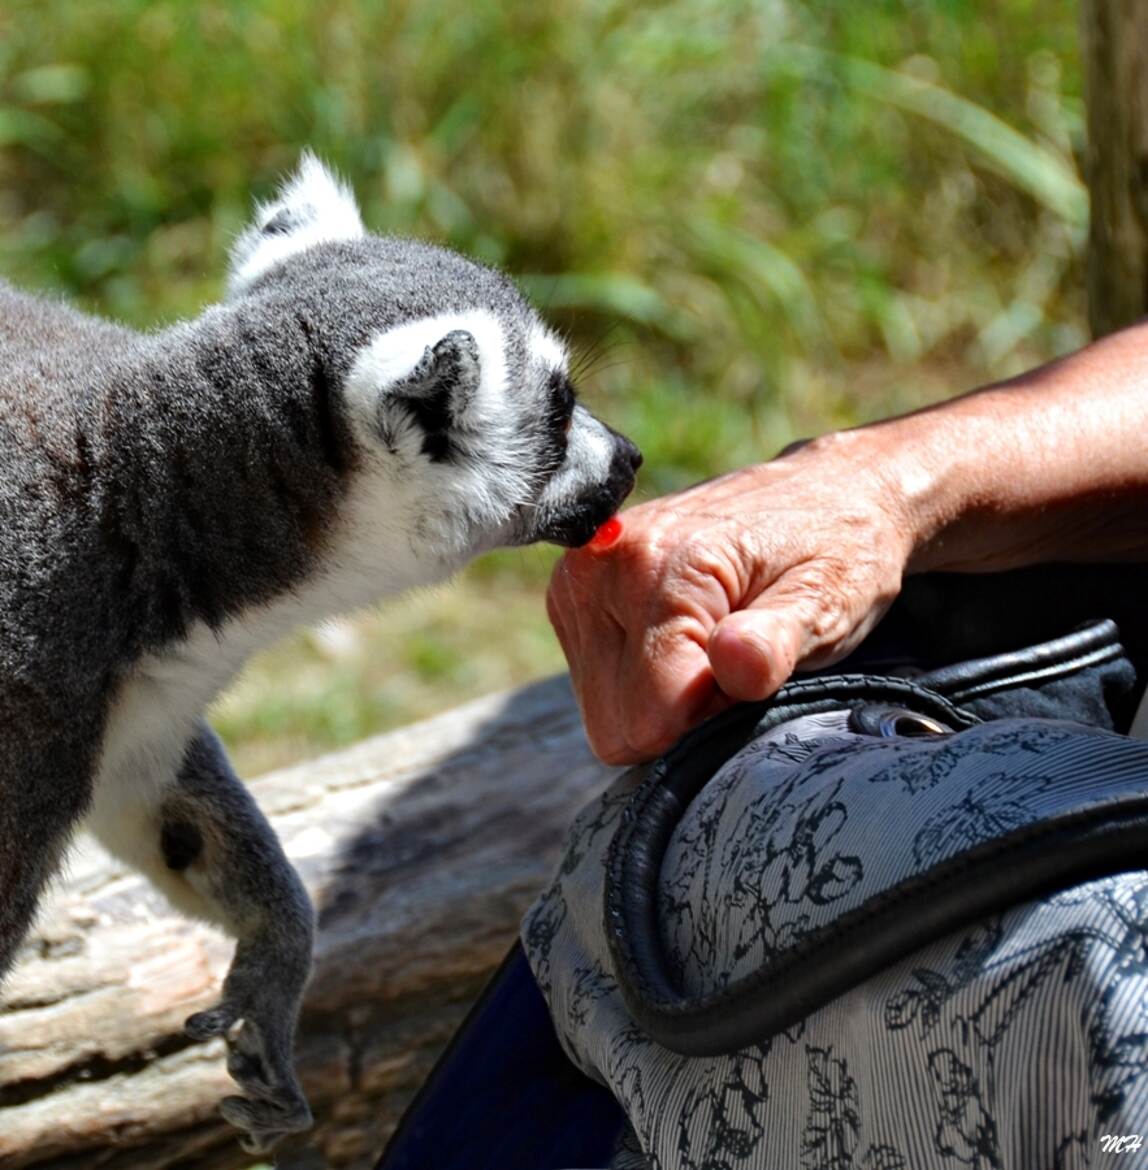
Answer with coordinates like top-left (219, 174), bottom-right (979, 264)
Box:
top-left (1083, 0), bottom-right (1148, 336)
top-left (0, 676), bottom-right (616, 1170)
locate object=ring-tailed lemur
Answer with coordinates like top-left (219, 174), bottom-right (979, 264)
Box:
top-left (0, 154), bottom-right (641, 1152)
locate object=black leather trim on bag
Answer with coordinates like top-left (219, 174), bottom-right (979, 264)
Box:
top-left (918, 618), bottom-right (1125, 705)
top-left (603, 621), bottom-right (1148, 1058)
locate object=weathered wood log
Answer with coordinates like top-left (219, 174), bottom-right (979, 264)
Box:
top-left (1082, 0), bottom-right (1148, 337)
top-left (0, 675), bottom-right (616, 1170)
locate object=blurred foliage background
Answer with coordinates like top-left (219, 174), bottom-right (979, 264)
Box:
top-left (0, 0), bottom-right (1088, 775)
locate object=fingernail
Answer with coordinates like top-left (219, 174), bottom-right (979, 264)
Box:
top-left (709, 617), bottom-right (792, 700)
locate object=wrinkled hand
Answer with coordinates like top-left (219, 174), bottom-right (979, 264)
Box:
top-left (547, 431), bottom-right (918, 763)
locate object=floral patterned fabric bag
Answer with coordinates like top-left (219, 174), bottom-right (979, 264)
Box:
top-left (523, 618), bottom-right (1148, 1170)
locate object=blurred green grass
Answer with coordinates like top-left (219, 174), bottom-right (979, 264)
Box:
top-left (0, 0), bottom-right (1089, 775)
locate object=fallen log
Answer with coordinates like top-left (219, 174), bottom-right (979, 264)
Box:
top-left (0, 675), bottom-right (616, 1170)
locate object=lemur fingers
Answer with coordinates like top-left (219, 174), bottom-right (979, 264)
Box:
top-left (187, 982), bottom-right (312, 1151)
top-left (184, 1003), bottom-right (240, 1041)
top-left (220, 1090), bottom-right (313, 1155)
top-left (160, 724), bottom-right (315, 1148)
top-left (218, 1023), bottom-right (312, 1154)
top-left (183, 913), bottom-right (313, 1149)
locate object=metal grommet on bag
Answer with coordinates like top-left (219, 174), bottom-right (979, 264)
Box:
top-left (849, 705), bottom-right (952, 738)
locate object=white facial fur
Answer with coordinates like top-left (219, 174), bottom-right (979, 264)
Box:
top-left (343, 309), bottom-right (587, 557)
top-left (527, 323), bottom-right (569, 376)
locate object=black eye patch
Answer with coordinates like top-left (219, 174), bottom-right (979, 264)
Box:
top-left (549, 370), bottom-right (576, 417)
top-left (545, 371), bottom-right (576, 438)
top-left (536, 371), bottom-right (576, 471)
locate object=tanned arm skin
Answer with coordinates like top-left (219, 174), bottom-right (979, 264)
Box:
top-left (547, 322), bottom-right (1148, 764)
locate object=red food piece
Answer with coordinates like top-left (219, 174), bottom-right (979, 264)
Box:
top-left (588, 515), bottom-right (623, 550)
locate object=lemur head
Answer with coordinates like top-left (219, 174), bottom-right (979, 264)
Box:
top-left (225, 154), bottom-right (641, 574)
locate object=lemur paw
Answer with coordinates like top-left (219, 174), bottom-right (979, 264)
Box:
top-left (220, 1093), bottom-right (314, 1155)
top-left (185, 998), bottom-right (313, 1152)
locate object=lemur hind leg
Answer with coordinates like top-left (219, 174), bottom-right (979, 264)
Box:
top-left (0, 844), bottom-right (62, 980)
top-left (86, 721), bottom-right (314, 1153)
top-left (0, 700), bottom-right (94, 982)
top-left (0, 801), bottom-right (86, 979)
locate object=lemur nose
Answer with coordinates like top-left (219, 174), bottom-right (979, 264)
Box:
top-left (620, 436), bottom-right (643, 472)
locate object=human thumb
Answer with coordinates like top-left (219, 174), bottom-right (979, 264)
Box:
top-left (707, 558), bottom-right (861, 700)
top-left (707, 605), bottom-right (804, 701)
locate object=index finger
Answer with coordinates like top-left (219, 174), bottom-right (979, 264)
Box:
top-left (616, 615), bottom-right (720, 761)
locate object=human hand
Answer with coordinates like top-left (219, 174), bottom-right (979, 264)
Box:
top-left (546, 430), bottom-right (920, 763)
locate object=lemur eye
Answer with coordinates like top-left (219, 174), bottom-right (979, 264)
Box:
top-left (550, 369), bottom-right (578, 416)
top-left (548, 370), bottom-right (577, 439)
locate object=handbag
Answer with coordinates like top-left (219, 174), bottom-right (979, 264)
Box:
top-left (522, 613), bottom-right (1148, 1169)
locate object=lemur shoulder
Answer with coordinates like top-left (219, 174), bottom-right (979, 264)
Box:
top-left (0, 154), bottom-right (640, 1151)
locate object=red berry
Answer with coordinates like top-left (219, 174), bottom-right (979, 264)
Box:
top-left (588, 515), bottom-right (623, 550)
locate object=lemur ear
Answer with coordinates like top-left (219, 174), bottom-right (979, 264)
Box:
top-left (226, 151), bottom-right (364, 297)
top-left (391, 330), bottom-right (481, 419)
top-left (366, 331), bottom-right (481, 462)
top-left (344, 311), bottom-right (509, 453)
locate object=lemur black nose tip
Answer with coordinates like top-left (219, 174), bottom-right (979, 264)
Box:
top-left (620, 436), bottom-right (643, 472)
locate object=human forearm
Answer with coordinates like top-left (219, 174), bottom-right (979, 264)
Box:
top-left (875, 320), bottom-right (1148, 573)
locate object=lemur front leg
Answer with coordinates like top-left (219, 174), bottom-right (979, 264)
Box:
top-left (175, 728), bottom-right (315, 1151)
top-left (87, 722), bottom-right (314, 1152)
